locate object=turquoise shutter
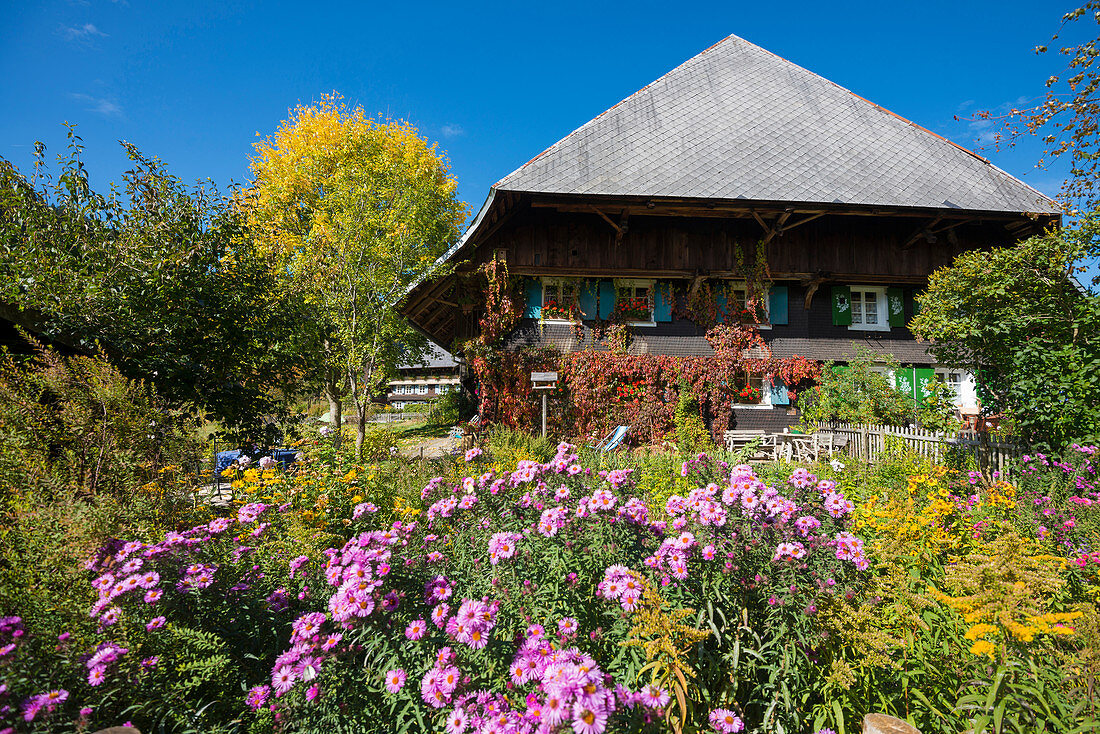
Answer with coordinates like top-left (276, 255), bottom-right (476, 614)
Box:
top-left (654, 282), bottom-right (673, 322)
top-left (768, 376), bottom-right (790, 405)
top-left (887, 287), bottom-right (905, 327)
top-left (524, 279), bottom-right (542, 319)
top-left (768, 285), bottom-right (788, 325)
top-left (831, 286), bottom-right (852, 326)
top-left (597, 280), bottom-right (616, 319)
top-left (716, 290), bottom-right (729, 321)
top-left (578, 280), bottom-right (597, 320)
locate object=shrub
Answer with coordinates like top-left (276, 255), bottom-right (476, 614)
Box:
top-left (672, 385), bottom-right (712, 455)
top-left (800, 349), bottom-right (958, 431)
top-left (0, 343), bottom-right (200, 502)
top-left (431, 389), bottom-right (477, 427)
top-left (485, 425), bottom-right (555, 468)
top-left (4, 437), bottom-right (1098, 734)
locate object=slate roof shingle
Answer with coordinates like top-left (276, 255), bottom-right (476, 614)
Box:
top-left (494, 34), bottom-right (1057, 214)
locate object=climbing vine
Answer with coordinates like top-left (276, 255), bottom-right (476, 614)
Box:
top-left (460, 241), bottom-right (821, 442)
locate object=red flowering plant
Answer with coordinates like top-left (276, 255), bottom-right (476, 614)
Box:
top-left (611, 296), bottom-right (652, 322)
top-left (540, 298), bottom-right (577, 322)
top-left (736, 384), bottom-right (762, 403)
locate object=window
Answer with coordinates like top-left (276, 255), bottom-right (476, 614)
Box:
top-left (614, 279), bottom-right (655, 325)
top-left (541, 278), bottom-right (580, 322)
top-left (417, 385), bottom-right (428, 395)
top-left (848, 286), bottom-right (889, 331)
top-left (724, 282), bottom-right (770, 326)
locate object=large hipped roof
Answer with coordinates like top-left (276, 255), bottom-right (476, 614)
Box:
top-left (494, 34), bottom-right (1057, 214)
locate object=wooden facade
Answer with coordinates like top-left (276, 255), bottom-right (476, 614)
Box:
top-left (403, 192), bottom-right (1056, 351)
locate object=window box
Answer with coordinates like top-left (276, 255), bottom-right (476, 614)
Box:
top-left (540, 278), bottom-right (581, 323)
top-left (614, 279), bottom-right (656, 325)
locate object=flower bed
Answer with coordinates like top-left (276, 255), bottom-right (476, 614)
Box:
top-left (4, 436), bottom-right (1099, 734)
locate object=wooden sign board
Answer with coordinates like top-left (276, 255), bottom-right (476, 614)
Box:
top-left (531, 371), bottom-right (558, 383)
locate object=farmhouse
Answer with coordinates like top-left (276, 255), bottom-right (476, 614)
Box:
top-left (402, 34), bottom-right (1059, 433)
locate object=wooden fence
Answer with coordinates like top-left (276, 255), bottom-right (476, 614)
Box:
top-left (816, 422), bottom-right (1021, 476)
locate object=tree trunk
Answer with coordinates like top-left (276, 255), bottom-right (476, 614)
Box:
top-left (325, 385), bottom-right (342, 447)
top-left (355, 401), bottom-right (367, 457)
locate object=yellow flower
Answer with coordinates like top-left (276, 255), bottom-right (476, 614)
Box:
top-left (970, 639), bottom-right (996, 659)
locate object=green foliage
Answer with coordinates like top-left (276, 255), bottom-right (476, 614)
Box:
top-left (357, 424), bottom-right (399, 462)
top-left (799, 349), bottom-right (958, 431)
top-left (430, 388), bottom-right (476, 427)
top-left (0, 341), bottom-right (200, 502)
top-left (673, 384), bottom-right (713, 454)
top-left (485, 424), bottom-right (555, 466)
top-left (0, 129), bottom-right (309, 438)
top-left (912, 220), bottom-right (1100, 450)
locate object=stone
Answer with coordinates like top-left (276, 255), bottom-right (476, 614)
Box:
top-left (863, 713), bottom-right (920, 734)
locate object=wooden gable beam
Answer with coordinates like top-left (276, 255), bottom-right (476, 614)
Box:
top-left (901, 216), bottom-right (944, 250)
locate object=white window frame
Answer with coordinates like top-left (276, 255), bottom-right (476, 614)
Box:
top-left (724, 281), bottom-right (771, 330)
top-left (417, 385), bottom-right (428, 395)
top-left (540, 277), bottom-right (581, 324)
top-left (614, 278), bottom-right (656, 327)
top-left (847, 285), bottom-right (889, 332)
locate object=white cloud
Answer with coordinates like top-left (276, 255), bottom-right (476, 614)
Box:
top-left (61, 23), bottom-right (107, 42)
top-left (69, 92), bottom-right (122, 117)
top-left (441, 124), bottom-right (465, 139)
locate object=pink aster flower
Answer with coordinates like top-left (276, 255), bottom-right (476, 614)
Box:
top-left (385, 668), bottom-right (407, 693)
top-left (446, 706), bottom-right (469, 734)
top-left (406, 619), bottom-right (427, 640)
top-left (271, 664), bottom-right (297, 695)
top-left (144, 588), bottom-right (163, 604)
top-left (639, 684), bottom-right (670, 709)
top-left (709, 707), bottom-right (745, 733)
top-left (87, 666), bottom-right (107, 687)
top-left (146, 616), bottom-right (166, 631)
top-left (557, 617), bottom-right (578, 636)
top-left (571, 701), bottom-right (608, 734)
top-left (246, 685), bottom-right (270, 710)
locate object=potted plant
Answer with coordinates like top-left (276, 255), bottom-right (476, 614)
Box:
top-left (612, 296), bottom-right (651, 322)
top-left (736, 384), bottom-right (761, 403)
top-left (540, 298), bottom-right (576, 321)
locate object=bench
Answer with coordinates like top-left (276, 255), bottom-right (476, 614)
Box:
top-left (724, 429), bottom-right (766, 454)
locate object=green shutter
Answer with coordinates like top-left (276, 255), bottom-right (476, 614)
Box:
top-left (887, 287), bottom-right (905, 327)
top-left (912, 289), bottom-right (923, 316)
top-left (916, 368), bottom-right (936, 402)
top-left (768, 285), bottom-right (789, 325)
top-left (895, 370), bottom-right (915, 399)
top-left (831, 286), bottom-right (852, 326)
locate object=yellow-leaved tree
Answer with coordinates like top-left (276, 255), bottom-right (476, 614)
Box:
top-left (245, 94), bottom-right (467, 454)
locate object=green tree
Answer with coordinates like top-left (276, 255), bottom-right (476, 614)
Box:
top-left (911, 220), bottom-right (1100, 449)
top-left (245, 95), bottom-right (466, 455)
top-left (0, 128), bottom-right (308, 439)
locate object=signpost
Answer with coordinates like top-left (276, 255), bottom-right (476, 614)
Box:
top-left (531, 371), bottom-right (558, 439)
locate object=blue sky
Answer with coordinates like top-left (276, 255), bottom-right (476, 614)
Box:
top-left (0, 1), bottom-right (1085, 230)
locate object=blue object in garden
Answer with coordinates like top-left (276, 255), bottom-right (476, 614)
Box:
top-left (272, 449), bottom-right (298, 469)
top-left (588, 426), bottom-right (629, 453)
top-left (215, 450), bottom-right (242, 475)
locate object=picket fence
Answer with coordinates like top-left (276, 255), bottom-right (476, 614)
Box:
top-left (816, 422), bottom-right (1021, 476)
